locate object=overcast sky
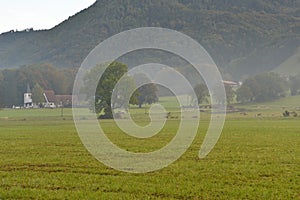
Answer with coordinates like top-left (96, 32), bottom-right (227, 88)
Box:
top-left (0, 0), bottom-right (96, 33)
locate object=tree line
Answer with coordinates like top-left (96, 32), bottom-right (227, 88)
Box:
top-left (1, 61), bottom-right (300, 115)
top-left (194, 72), bottom-right (300, 105)
top-left (0, 64), bottom-right (76, 107)
top-left (0, 62), bottom-right (158, 112)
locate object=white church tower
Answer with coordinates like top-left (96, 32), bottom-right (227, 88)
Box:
top-left (24, 84), bottom-right (33, 108)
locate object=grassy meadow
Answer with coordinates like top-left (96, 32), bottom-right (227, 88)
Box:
top-left (0, 96), bottom-right (299, 199)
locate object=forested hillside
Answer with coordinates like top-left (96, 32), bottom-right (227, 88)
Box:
top-left (0, 0), bottom-right (299, 79)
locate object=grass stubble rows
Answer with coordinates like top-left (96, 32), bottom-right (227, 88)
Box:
top-left (0, 106), bottom-right (299, 199)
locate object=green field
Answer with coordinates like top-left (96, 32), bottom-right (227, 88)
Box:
top-left (0, 98), bottom-right (299, 199)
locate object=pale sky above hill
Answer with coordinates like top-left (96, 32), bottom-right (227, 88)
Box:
top-left (0, 0), bottom-right (96, 33)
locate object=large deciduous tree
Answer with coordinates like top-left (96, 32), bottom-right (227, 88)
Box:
top-left (211, 83), bottom-right (235, 105)
top-left (32, 83), bottom-right (44, 105)
top-left (225, 85), bottom-right (235, 104)
top-left (193, 83), bottom-right (209, 105)
top-left (290, 74), bottom-right (300, 96)
top-left (136, 84), bottom-right (158, 108)
top-left (236, 85), bottom-right (253, 103)
top-left (82, 62), bottom-right (138, 119)
top-left (130, 73), bottom-right (158, 108)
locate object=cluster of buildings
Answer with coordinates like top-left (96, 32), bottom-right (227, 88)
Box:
top-left (21, 80), bottom-right (241, 109)
top-left (23, 85), bottom-right (72, 109)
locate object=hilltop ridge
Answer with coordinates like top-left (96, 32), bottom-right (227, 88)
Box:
top-left (0, 0), bottom-right (299, 79)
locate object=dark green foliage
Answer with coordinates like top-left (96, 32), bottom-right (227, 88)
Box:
top-left (292, 112), bottom-right (298, 117)
top-left (236, 85), bottom-right (253, 103)
top-left (82, 62), bottom-right (137, 119)
top-left (96, 62), bottom-right (128, 119)
top-left (237, 73), bottom-right (288, 103)
top-left (289, 74), bottom-right (300, 96)
top-left (283, 110), bottom-right (290, 117)
top-left (124, 73), bottom-right (159, 108)
top-left (225, 85), bottom-right (235, 104)
top-left (135, 84), bottom-right (158, 108)
top-left (210, 83), bottom-right (235, 105)
top-left (193, 83), bottom-right (209, 105)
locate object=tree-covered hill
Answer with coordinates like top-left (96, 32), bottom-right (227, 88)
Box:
top-left (0, 0), bottom-right (299, 79)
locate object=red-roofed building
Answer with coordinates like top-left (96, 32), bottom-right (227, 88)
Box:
top-left (43, 90), bottom-right (72, 107)
top-left (222, 80), bottom-right (239, 86)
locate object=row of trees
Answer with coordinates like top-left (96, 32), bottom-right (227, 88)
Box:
top-left (236, 73), bottom-right (300, 103)
top-left (2, 61), bottom-right (299, 114)
top-left (236, 73), bottom-right (287, 103)
top-left (193, 73), bottom-right (300, 105)
top-left (82, 62), bottom-right (300, 119)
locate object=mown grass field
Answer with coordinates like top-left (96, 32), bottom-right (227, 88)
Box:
top-left (0, 97), bottom-right (299, 199)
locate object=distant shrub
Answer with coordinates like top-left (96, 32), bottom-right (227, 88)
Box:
top-left (291, 112), bottom-right (298, 117)
top-left (283, 110), bottom-right (290, 117)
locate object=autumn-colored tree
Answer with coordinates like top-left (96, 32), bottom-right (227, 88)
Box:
top-left (32, 83), bottom-right (45, 105)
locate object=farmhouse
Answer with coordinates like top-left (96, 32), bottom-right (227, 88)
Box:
top-left (222, 80), bottom-right (239, 86)
top-left (44, 90), bottom-right (72, 107)
top-left (222, 80), bottom-right (241, 89)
